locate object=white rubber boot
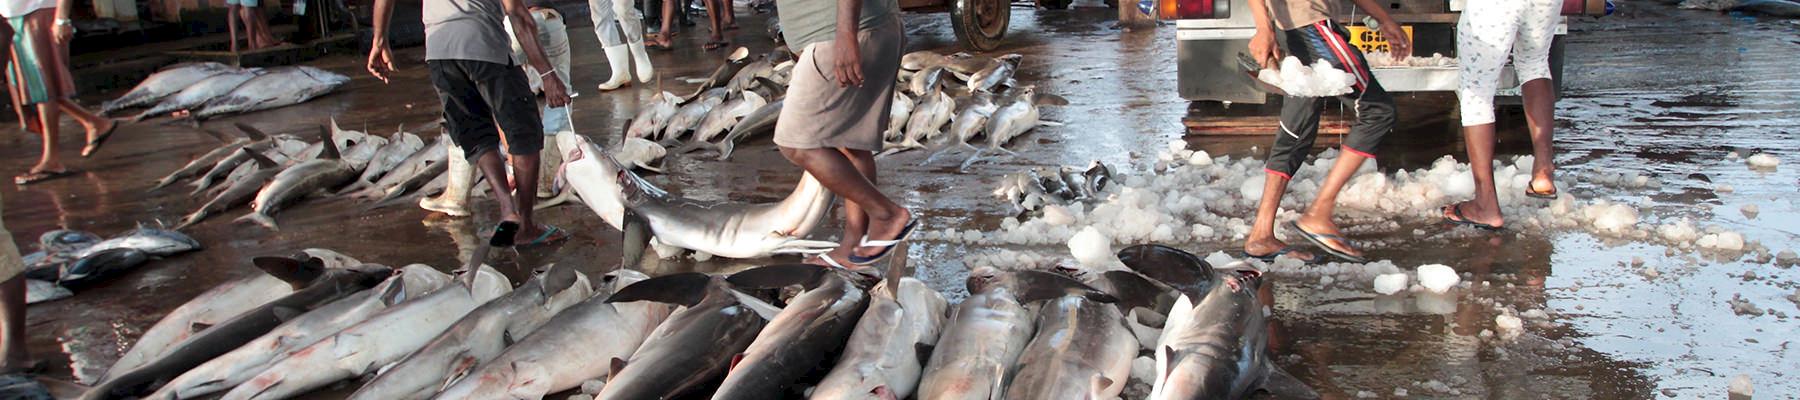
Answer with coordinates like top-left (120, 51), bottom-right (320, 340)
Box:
top-left (629, 40), bottom-right (655, 83)
top-left (421, 142), bottom-right (475, 217)
top-left (598, 44), bottom-right (633, 91)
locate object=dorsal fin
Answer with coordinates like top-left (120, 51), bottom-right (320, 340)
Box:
top-left (244, 148), bottom-right (278, 169)
top-left (234, 122), bottom-right (270, 141)
top-left (1099, 270), bottom-right (1164, 312)
top-left (252, 255), bottom-right (327, 289)
top-left (1116, 244), bottom-right (1215, 298)
top-left (316, 124), bottom-right (342, 160)
top-left (379, 275), bottom-right (408, 306)
top-left (609, 357), bottom-right (628, 378)
top-left (538, 262), bottom-right (581, 295)
top-left (605, 272), bottom-right (712, 306)
top-left (725, 264), bottom-right (829, 290)
top-left (1009, 270), bottom-right (1115, 305)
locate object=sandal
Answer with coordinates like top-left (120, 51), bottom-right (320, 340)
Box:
top-left (1524, 181), bottom-right (1558, 200)
top-left (1285, 221), bottom-right (1367, 263)
top-left (702, 41), bottom-right (729, 51)
top-left (14, 170), bottom-right (73, 185)
top-left (1441, 203), bottom-right (1505, 231)
top-left (808, 253), bottom-right (857, 269)
top-left (1241, 246), bottom-right (1318, 263)
top-left (849, 217), bottom-right (919, 265)
top-left (517, 224), bottom-right (571, 248)
top-left (82, 121), bottom-right (119, 158)
top-left (490, 221), bottom-right (521, 247)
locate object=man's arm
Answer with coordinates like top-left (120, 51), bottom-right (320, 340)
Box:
top-left (52, 0), bottom-right (76, 44)
top-left (1347, 0), bottom-right (1410, 61)
top-left (830, 0), bottom-right (864, 87)
top-left (499, 0), bottom-right (569, 107)
top-left (366, 0), bottom-right (397, 82)
top-left (1246, 0), bottom-right (1280, 68)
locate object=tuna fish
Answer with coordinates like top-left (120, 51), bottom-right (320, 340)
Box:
top-left (237, 126), bottom-right (360, 231)
top-left (596, 272), bottom-right (779, 400)
top-left (809, 277), bottom-right (948, 400)
top-left (219, 266), bottom-right (511, 400)
top-left (965, 54), bottom-right (1022, 94)
top-left (194, 66), bottom-right (350, 118)
top-left (146, 266), bottom-right (455, 400)
top-left (346, 265), bottom-right (592, 400)
top-left (133, 69), bottom-right (264, 121)
top-left (74, 227), bottom-right (199, 259)
top-left (82, 258), bottom-right (393, 399)
top-left (430, 270), bottom-right (675, 400)
top-left (710, 265), bottom-right (872, 399)
top-left (100, 62), bottom-right (236, 115)
top-left (916, 268), bottom-right (1111, 400)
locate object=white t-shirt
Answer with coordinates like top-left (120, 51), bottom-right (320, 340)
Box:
top-left (0, 0), bottom-right (56, 19)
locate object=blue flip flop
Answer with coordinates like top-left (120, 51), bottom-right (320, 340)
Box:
top-left (518, 225), bottom-right (570, 248)
top-left (1286, 221), bottom-right (1367, 263)
top-left (849, 218), bottom-right (919, 265)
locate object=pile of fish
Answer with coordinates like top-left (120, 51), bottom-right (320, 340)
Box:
top-left (20, 227), bottom-right (202, 303)
top-left (629, 47), bottom-right (794, 161)
top-left (100, 62), bottom-right (350, 120)
top-left (887, 51), bottom-right (1070, 169)
top-left (156, 120), bottom-right (448, 231)
top-left (995, 161), bottom-right (1114, 217)
top-left (82, 244), bottom-right (1317, 400)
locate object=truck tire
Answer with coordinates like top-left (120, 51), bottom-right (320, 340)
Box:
top-left (952, 0), bottom-right (1009, 51)
top-left (1038, 0), bottom-right (1072, 9)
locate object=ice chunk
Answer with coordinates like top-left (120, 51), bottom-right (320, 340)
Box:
top-left (1258, 56), bottom-right (1356, 97)
top-left (1658, 219), bottom-right (1700, 243)
top-left (1741, 204), bottom-right (1759, 218)
top-left (1776, 249), bottom-right (1798, 267)
top-left (1729, 375), bottom-right (1754, 397)
top-left (581, 379), bottom-right (607, 394)
top-left (1698, 231), bottom-right (1746, 251)
top-left (1416, 264), bottom-right (1460, 294)
top-left (1042, 205), bottom-right (1075, 226)
top-left (1584, 202), bottom-right (1639, 234)
top-left (1372, 273), bottom-right (1408, 295)
top-left (1188, 150), bottom-right (1214, 166)
top-left (1168, 140), bottom-right (1188, 153)
top-left (1068, 226), bottom-right (1115, 267)
top-left (1494, 314), bottom-right (1524, 339)
top-left (1204, 251), bottom-right (1236, 269)
top-left (1239, 174), bottom-right (1265, 200)
top-left (1746, 153), bottom-right (1779, 168)
top-left (1131, 356), bottom-right (1156, 385)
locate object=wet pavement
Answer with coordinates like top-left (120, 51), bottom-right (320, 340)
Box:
top-left (7, 1), bottom-right (1799, 398)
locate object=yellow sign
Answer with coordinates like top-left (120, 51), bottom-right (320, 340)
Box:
top-left (1347, 25), bottom-right (1413, 54)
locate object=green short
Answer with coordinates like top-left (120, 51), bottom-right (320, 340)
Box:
top-left (5, 15), bottom-right (53, 106)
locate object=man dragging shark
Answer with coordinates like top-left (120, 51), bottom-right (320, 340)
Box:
top-left (772, 0), bottom-right (916, 268)
top-left (367, 0), bottom-right (572, 245)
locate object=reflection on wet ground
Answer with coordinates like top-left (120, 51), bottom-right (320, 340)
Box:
top-left (6, 2), bottom-right (1797, 398)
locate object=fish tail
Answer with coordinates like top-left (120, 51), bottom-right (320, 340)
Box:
top-left (235, 212), bottom-right (279, 231)
top-left (173, 210), bottom-right (207, 231)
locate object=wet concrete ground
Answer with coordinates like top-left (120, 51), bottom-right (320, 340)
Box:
top-left (6, 1), bottom-right (1798, 398)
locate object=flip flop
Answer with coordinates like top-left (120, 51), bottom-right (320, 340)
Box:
top-left (702, 41), bottom-right (729, 51)
top-left (518, 224), bottom-right (571, 248)
top-left (1442, 203), bottom-right (1505, 231)
top-left (1285, 221), bottom-right (1368, 263)
top-left (14, 170), bottom-right (73, 185)
top-left (849, 217), bottom-right (919, 265)
top-left (490, 221), bottom-right (521, 247)
top-left (1241, 247), bottom-right (1318, 263)
top-left (808, 253), bottom-right (855, 269)
top-left (1524, 184), bottom-right (1559, 200)
top-left (81, 122), bottom-right (119, 158)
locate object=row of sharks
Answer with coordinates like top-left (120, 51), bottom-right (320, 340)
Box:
top-left (78, 241), bottom-right (1314, 400)
top-left (99, 62), bottom-right (350, 121)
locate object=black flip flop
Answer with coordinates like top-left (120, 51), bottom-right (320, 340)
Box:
top-left (1241, 247), bottom-right (1318, 263)
top-left (1442, 203), bottom-right (1505, 231)
top-left (1524, 185), bottom-right (1559, 200)
top-left (490, 221), bottom-right (521, 247)
top-left (1286, 221), bottom-right (1368, 263)
top-left (14, 170), bottom-right (73, 185)
top-left (81, 122), bottom-right (119, 158)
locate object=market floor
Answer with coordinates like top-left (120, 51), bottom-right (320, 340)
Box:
top-left (5, 2), bottom-right (1797, 398)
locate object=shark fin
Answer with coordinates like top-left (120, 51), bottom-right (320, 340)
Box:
top-left (1010, 270), bottom-right (1115, 304)
top-left (605, 272), bottom-right (711, 306)
top-left (728, 290), bottom-right (784, 321)
top-left (245, 148), bottom-right (279, 169)
top-left (251, 255), bottom-right (326, 289)
top-left (234, 122), bottom-right (270, 141)
top-left (379, 275), bottom-right (407, 306)
top-left (1099, 270), bottom-right (1165, 312)
top-left (725, 263), bottom-right (830, 290)
top-left (609, 357), bottom-right (628, 379)
top-left (316, 124), bottom-right (342, 160)
top-left (1116, 244), bottom-right (1215, 299)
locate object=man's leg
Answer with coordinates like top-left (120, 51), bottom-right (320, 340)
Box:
top-left (1245, 93), bottom-right (1318, 260)
top-left (248, 6), bottom-right (282, 48)
top-left (1521, 78), bottom-right (1556, 193)
top-left (817, 147), bottom-right (877, 264)
top-left (0, 276), bottom-right (24, 372)
top-left (30, 103), bottom-right (62, 174)
top-left (779, 147), bottom-right (909, 259)
top-left (226, 4), bottom-right (241, 52)
top-left (1297, 69), bottom-right (1395, 260)
top-left (476, 60), bottom-right (558, 243)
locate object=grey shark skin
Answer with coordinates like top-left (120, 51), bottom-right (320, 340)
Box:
top-left (194, 66), bottom-right (349, 118)
top-left (354, 128), bottom-right (426, 186)
top-left (558, 134), bottom-right (837, 259)
top-left (187, 125), bottom-right (281, 195)
top-left (146, 266), bottom-right (455, 400)
top-left (917, 268), bottom-right (1112, 400)
top-left (1004, 273), bottom-right (1139, 400)
top-left (56, 248), bottom-right (149, 288)
top-left (238, 127), bottom-right (359, 231)
top-left (597, 272), bottom-right (777, 400)
top-left (1115, 244), bottom-right (1306, 400)
top-left (219, 266), bottom-right (511, 400)
top-left (965, 54), bottom-right (1022, 94)
top-left (430, 270), bottom-right (675, 400)
top-left (710, 265), bottom-right (871, 400)
top-left (715, 99), bottom-right (783, 161)
top-left (152, 129), bottom-right (252, 190)
top-left (347, 137), bottom-right (448, 199)
top-left (97, 250), bottom-right (362, 383)
top-left (82, 259), bottom-right (393, 400)
top-left (346, 266), bottom-right (593, 400)
top-left (662, 91), bottom-right (726, 143)
top-left (626, 91), bottom-right (682, 140)
top-left (133, 69), bottom-right (264, 121)
top-left (177, 149), bottom-right (283, 229)
top-left (684, 91), bottom-right (767, 154)
top-left (687, 47), bottom-right (753, 100)
top-left (100, 62), bottom-right (235, 115)
top-left (810, 277), bottom-right (948, 400)
top-left (884, 92), bottom-right (915, 142)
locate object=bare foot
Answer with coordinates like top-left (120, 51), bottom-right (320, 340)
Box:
top-left (1443, 200), bottom-right (1505, 229)
top-left (1243, 235), bottom-right (1316, 261)
top-left (853, 209), bottom-right (913, 259)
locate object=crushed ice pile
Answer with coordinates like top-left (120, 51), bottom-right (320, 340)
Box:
top-left (1256, 56), bottom-right (1356, 97)
top-left (1363, 52), bottom-right (1457, 68)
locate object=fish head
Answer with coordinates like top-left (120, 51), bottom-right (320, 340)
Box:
top-left (965, 266), bottom-right (1005, 294)
top-left (1150, 346), bottom-right (1241, 400)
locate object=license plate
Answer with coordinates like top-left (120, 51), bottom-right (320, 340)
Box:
top-left (1347, 25), bottom-right (1413, 54)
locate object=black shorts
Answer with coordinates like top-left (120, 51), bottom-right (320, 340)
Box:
top-left (428, 59), bottom-right (544, 161)
top-left (1264, 20), bottom-right (1397, 178)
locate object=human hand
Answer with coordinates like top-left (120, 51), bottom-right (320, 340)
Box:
top-left (541, 73), bottom-right (571, 108)
top-left (52, 23), bottom-right (72, 45)
top-left (1248, 28), bottom-right (1281, 69)
top-left (366, 41), bottom-right (396, 83)
top-left (832, 33), bottom-right (864, 87)
top-left (1380, 23), bottom-right (1411, 61)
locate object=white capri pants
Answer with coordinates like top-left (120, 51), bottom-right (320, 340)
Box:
top-left (589, 0), bottom-right (645, 46)
top-left (1456, 0), bottom-right (1559, 126)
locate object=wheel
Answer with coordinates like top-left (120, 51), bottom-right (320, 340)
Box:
top-left (951, 0), bottom-right (1009, 51)
top-left (1037, 0), bottom-right (1072, 9)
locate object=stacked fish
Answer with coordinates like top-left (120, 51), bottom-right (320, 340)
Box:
top-left (629, 47), bottom-right (794, 162)
top-left (995, 161), bottom-right (1114, 217)
top-left (20, 227), bottom-right (202, 304)
top-left (888, 50), bottom-right (1070, 169)
top-left (80, 245), bottom-right (1317, 400)
top-left (156, 120), bottom-right (447, 231)
top-left (101, 62), bottom-right (350, 120)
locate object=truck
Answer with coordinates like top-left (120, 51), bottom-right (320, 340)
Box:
top-left (1165, 0), bottom-right (1606, 132)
